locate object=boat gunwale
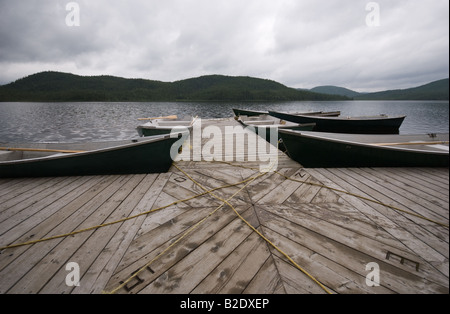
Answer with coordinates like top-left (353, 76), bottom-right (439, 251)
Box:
top-left (270, 111), bottom-right (406, 121)
top-left (136, 124), bottom-right (193, 131)
top-left (0, 133), bottom-right (186, 166)
top-left (136, 117), bottom-right (198, 136)
top-left (238, 119), bottom-right (316, 130)
top-left (279, 130), bottom-right (449, 155)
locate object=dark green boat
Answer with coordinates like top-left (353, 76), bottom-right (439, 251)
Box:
top-left (233, 108), bottom-right (341, 118)
top-left (0, 133), bottom-right (187, 178)
top-left (279, 130), bottom-right (449, 168)
top-left (232, 108), bottom-right (267, 117)
top-left (270, 111), bottom-right (406, 134)
top-left (237, 114), bottom-right (315, 148)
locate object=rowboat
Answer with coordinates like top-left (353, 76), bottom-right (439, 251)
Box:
top-left (0, 133), bottom-right (187, 178)
top-left (232, 108), bottom-right (267, 117)
top-left (137, 116), bottom-right (198, 137)
top-left (279, 130), bottom-right (449, 168)
top-left (269, 111), bottom-right (406, 134)
top-left (233, 108), bottom-right (341, 118)
top-left (237, 114), bottom-right (315, 148)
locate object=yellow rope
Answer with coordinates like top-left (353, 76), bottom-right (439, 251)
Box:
top-left (273, 169), bottom-right (449, 228)
top-left (173, 164), bottom-right (333, 295)
top-left (104, 166), bottom-right (267, 294)
top-left (0, 175), bottom-right (258, 251)
top-left (2, 158), bottom-right (444, 294)
top-left (214, 160), bottom-right (449, 228)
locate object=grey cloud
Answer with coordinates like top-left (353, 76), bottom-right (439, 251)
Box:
top-left (0, 0), bottom-right (448, 90)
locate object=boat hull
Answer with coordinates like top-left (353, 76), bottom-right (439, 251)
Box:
top-left (240, 122), bottom-right (315, 148)
top-left (0, 135), bottom-right (184, 178)
top-left (232, 108), bottom-right (267, 117)
top-left (137, 126), bottom-right (191, 137)
top-left (270, 111), bottom-right (405, 134)
top-left (234, 108), bottom-right (341, 118)
top-left (253, 125), bottom-right (315, 151)
top-left (279, 131), bottom-right (449, 168)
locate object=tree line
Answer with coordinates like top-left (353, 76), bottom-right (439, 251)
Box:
top-left (0, 71), bottom-right (349, 102)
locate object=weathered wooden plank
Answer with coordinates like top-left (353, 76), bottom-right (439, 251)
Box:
top-left (311, 186), bottom-right (342, 204)
top-left (150, 190), bottom-right (192, 212)
top-left (0, 177), bottom-right (51, 203)
top-left (104, 205), bottom-right (253, 294)
top-left (375, 168), bottom-right (449, 205)
top-left (417, 168), bottom-right (449, 183)
top-left (258, 208), bottom-right (448, 294)
top-left (40, 174), bottom-right (158, 293)
top-left (163, 179), bottom-right (222, 208)
top-left (185, 168), bottom-right (253, 206)
top-left (306, 168), bottom-right (449, 278)
top-left (328, 168), bottom-right (448, 234)
top-left (283, 176), bottom-right (322, 205)
top-left (136, 199), bottom-right (190, 238)
top-left (258, 203), bottom-right (447, 287)
top-left (191, 231), bottom-right (270, 294)
top-left (242, 255), bottom-right (286, 294)
top-left (171, 168), bottom-right (246, 202)
top-left (137, 215), bottom-right (254, 294)
top-left (332, 168), bottom-right (449, 243)
top-left (261, 227), bottom-right (393, 294)
top-left (1, 175), bottom-right (134, 293)
top-left (0, 176), bottom-right (94, 247)
top-left (405, 168), bottom-right (449, 189)
top-left (72, 173), bottom-right (170, 294)
top-left (7, 175), bottom-right (145, 294)
top-left (278, 202), bottom-right (413, 252)
top-left (271, 255), bottom-right (329, 294)
top-left (258, 169), bottom-right (307, 204)
top-left (391, 168), bottom-right (443, 189)
top-left (352, 168), bottom-right (449, 221)
top-left (0, 175), bottom-right (112, 272)
top-left (114, 206), bottom-right (224, 277)
top-left (0, 178), bottom-right (19, 192)
top-left (0, 176), bottom-right (72, 224)
top-left (245, 168), bottom-right (300, 204)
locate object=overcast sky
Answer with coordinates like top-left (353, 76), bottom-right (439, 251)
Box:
top-left (0, 0), bottom-right (448, 91)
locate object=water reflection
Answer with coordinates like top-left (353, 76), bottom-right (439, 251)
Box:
top-left (0, 101), bottom-right (448, 143)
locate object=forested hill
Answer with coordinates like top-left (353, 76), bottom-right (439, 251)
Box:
top-left (354, 78), bottom-right (449, 100)
top-left (310, 86), bottom-right (361, 98)
top-left (0, 71), bottom-right (349, 102)
top-left (309, 79), bottom-right (449, 100)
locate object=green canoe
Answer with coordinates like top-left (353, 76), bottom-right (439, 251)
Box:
top-left (279, 130), bottom-right (449, 168)
top-left (270, 111), bottom-right (405, 134)
top-left (237, 114), bottom-right (315, 149)
top-left (233, 108), bottom-right (340, 118)
top-left (0, 133), bottom-right (187, 178)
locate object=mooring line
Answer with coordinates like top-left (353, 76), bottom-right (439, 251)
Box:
top-left (104, 165), bottom-right (267, 294)
top-left (213, 160), bottom-right (449, 228)
top-left (0, 175), bottom-right (259, 251)
top-left (173, 163), bottom-right (333, 295)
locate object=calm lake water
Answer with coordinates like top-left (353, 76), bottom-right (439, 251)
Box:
top-left (0, 101), bottom-right (448, 143)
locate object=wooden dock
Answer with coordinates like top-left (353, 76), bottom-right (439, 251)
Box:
top-left (0, 118), bottom-right (448, 294)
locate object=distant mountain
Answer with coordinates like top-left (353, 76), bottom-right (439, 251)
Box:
top-left (310, 86), bottom-right (362, 98)
top-left (355, 78), bottom-right (449, 100)
top-left (308, 79), bottom-right (449, 100)
top-left (0, 71), bottom-right (349, 102)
